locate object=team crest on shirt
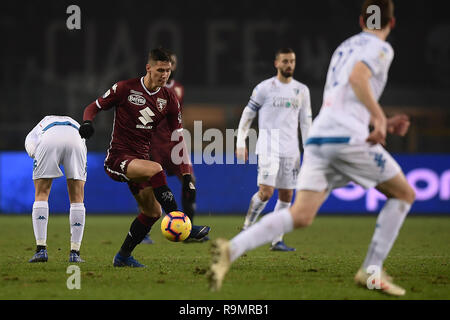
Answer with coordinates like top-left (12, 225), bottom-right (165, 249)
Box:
top-left (156, 98), bottom-right (167, 111)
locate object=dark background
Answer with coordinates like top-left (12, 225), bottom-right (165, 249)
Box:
top-left (1, 0), bottom-right (449, 153)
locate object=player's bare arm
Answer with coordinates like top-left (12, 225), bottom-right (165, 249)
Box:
top-left (236, 107), bottom-right (257, 162)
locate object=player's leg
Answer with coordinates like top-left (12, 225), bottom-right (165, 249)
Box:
top-left (208, 189), bottom-right (327, 291)
top-left (66, 179), bottom-right (86, 262)
top-left (29, 133), bottom-right (66, 262)
top-left (270, 188), bottom-right (295, 251)
top-left (242, 184), bottom-right (274, 230)
top-left (180, 171), bottom-right (196, 223)
top-left (63, 131), bottom-right (88, 262)
top-left (208, 145), bottom-right (329, 291)
top-left (355, 171), bottom-right (415, 296)
top-left (29, 178), bottom-right (53, 262)
top-left (114, 186), bottom-right (161, 267)
top-left (232, 189), bottom-right (326, 261)
top-left (177, 171), bottom-right (211, 243)
top-left (242, 155), bottom-right (279, 229)
top-left (335, 143), bottom-right (414, 296)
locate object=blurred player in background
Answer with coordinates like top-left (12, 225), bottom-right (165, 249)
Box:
top-left (25, 116), bottom-right (87, 263)
top-left (142, 50), bottom-right (203, 244)
top-left (236, 48), bottom-right (312, 251)
top-left (79, 48), bottom-right (210, 268)
top-left (209, 0), bottom-right (415, 296)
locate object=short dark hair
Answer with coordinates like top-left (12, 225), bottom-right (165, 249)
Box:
top-left (275, 48), bottom-right (295, 59)
top-left (148, 47), bottom-right (171, 64)
top-left (164, 49), bottom-right (177, 64)
top-left (361, 0), bottom-right (394, 29)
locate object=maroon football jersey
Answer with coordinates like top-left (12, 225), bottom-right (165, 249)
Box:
top-left (165, 79), bottom-right (184, 107)
top-left (150, 79), bottom-right (185, 150)
top-left (88, 77), bottom-right (183, 160)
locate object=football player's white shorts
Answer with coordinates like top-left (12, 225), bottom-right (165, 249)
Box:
top-left (257, 155), bottom-right (300, 189)
top-left (296, 140), bottom-right (401, 192)
top-left (31, 125), bottom-right (87, 181)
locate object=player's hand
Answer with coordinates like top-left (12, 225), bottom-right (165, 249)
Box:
top-left (236, 147), bottom-right (248, 162)
top-left (182, 174), bottom-right (196, 201)
top-left (367, 116), bottom-right (387, 145)
top-left (79, 120), bottom-right (94, 139)
top-left (387, 114), bottom-right (410, 136)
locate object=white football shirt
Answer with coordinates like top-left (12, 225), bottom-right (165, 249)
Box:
top-left (307, 32), bottom-right (394, 143)
top-left (247, 76), bottom-right (312, 157)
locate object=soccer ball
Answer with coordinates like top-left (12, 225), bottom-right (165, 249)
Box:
top-left (161, 211), bottom-right (192, 242)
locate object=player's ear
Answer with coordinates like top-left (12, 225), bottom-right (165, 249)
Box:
top-left (359, 15), bottom-right (365, 29)
top-left (145, 63), bottom-right (151, 73)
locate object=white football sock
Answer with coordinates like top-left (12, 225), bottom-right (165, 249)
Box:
top-left (271, 200), bottom-right (291, 245)
top-left (243, 192), bottom-right (269, 229)
top-left (230, 208), bottom-right (294, 262)
top-left (70, 203), bottom-right (86, 251)
top-left (32, 201), bottom-right (49, 246)
top-left (362, 198), bottom-right (411, 271)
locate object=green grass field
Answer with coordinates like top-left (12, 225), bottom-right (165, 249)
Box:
top-left (0, 214), bottom-right (449, 300)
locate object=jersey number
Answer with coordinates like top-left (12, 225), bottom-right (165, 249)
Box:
top-left (330, 48), bottom-right (354, 87)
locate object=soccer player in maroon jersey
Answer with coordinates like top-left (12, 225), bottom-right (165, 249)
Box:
top-left (142, 51), bottom-right (203, 244)
top-left (78, 48), bottom-right (210, 267)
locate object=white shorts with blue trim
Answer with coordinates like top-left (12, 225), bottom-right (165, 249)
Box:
top-left (296, 137), bottom-right (401, 191)
top-left (257, 155), bottom-right (300, 189)
top-left (32, 125), bottom-right (87, 181)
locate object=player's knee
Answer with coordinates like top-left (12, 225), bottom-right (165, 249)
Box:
top-left (140, 206), bottom-right (162, 219)
top-left (35, 187), bottom-right (51, 201)
top-left (400, 185), bottom-right (415, 204)
top-left (141, 210), bottom-right (161, 220)
top-left (258, 188), bottom-right (274, 201)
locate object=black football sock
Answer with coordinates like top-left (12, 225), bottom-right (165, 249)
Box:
top-left (182, 191), bottom-right (196, 223)
top-left (153, 185), bottom-right (178, 214)
top-left (119, 214), bottom-right (157, 257)
top-left (150, 171), bottom-right (178, 214)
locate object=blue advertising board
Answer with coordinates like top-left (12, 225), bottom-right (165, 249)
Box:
top-left (0, 152), bottom-right (449, 214)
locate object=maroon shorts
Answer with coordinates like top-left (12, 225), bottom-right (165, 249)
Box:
top-left (104, 152), bottom-right (151, 195)
top-left (150, 145), bottom-right (193, 177)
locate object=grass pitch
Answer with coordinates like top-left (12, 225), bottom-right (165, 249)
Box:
top-left (0, 214), bottom-right (449, 300)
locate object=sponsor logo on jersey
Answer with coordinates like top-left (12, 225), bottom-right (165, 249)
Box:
top-left (128, 94), bottom-right (146, 106)
top-left (272, 97), bottom-right (299, 109)
top-left (156, 98), bottom-right (167, 111)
